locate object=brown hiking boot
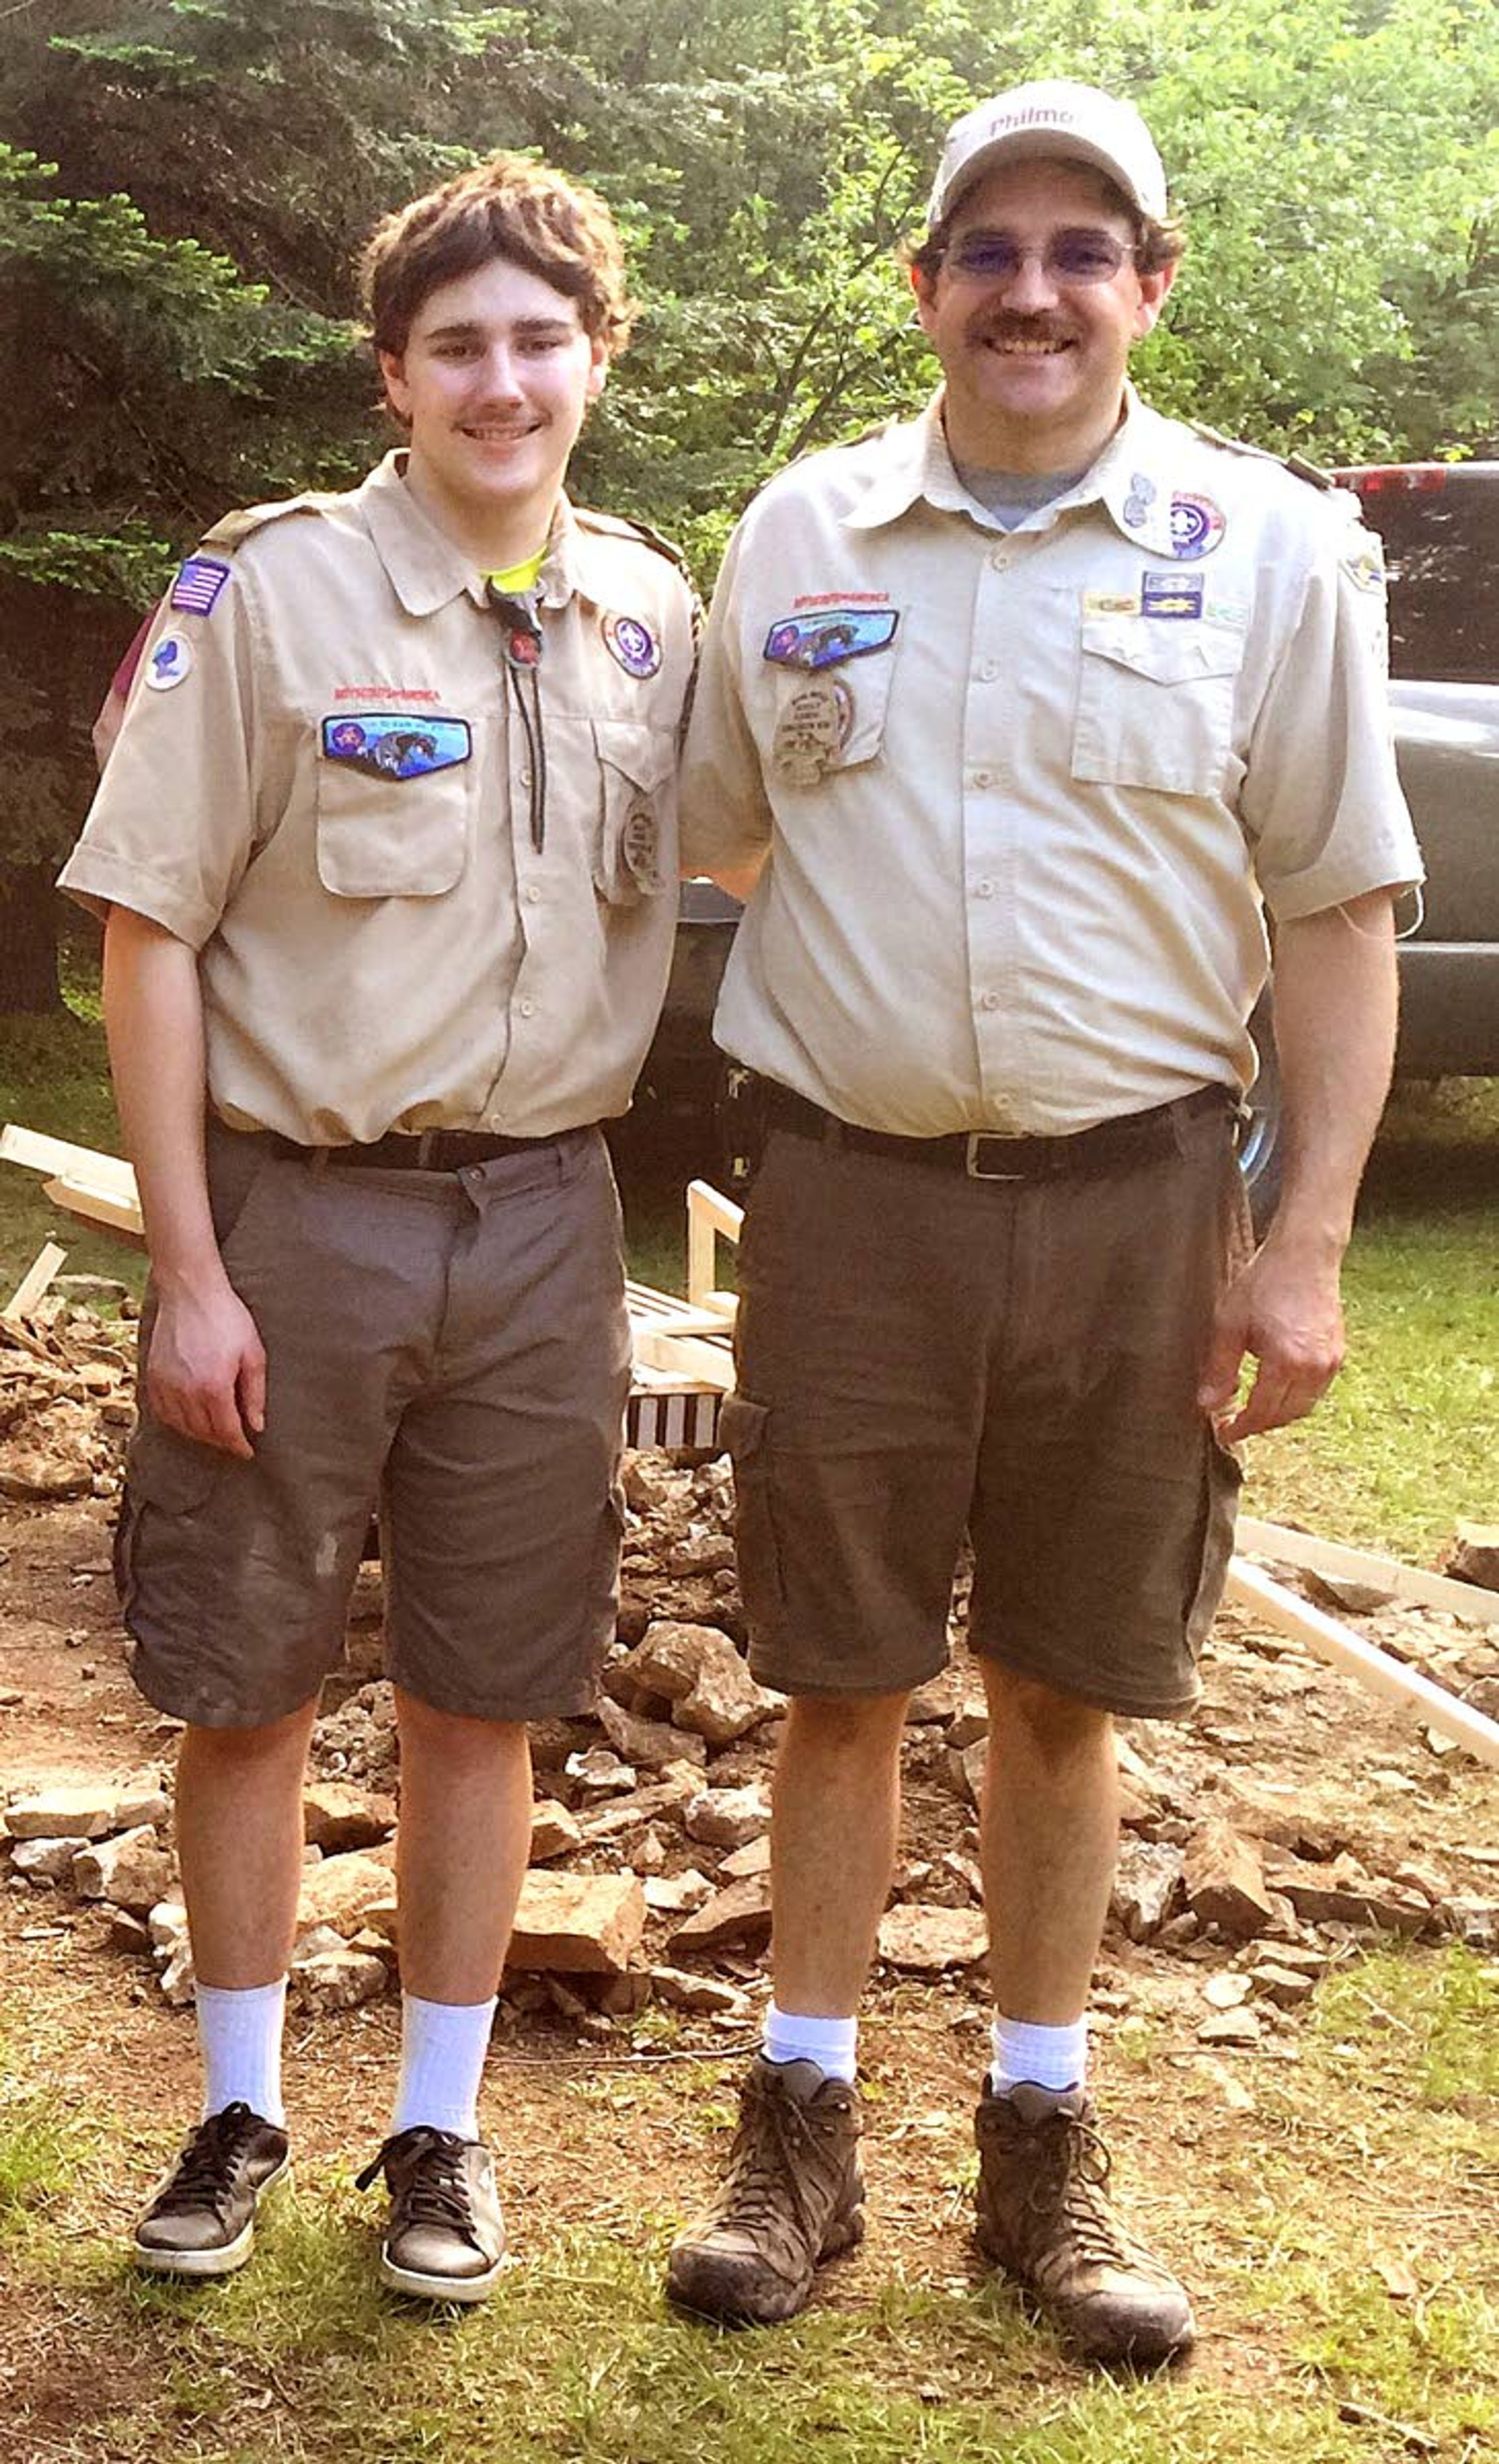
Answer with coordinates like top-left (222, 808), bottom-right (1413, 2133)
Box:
top-left (667, 2056), bottom-right (865, 2324)
top-left (974, 2082), bottom-right (1195, 2366)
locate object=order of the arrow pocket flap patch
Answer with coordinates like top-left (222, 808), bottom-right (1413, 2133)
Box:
top-left (320, 714), bottom-right (472, 781)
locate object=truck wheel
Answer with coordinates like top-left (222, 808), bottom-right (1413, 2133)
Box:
top-left (1240, 992), bottom-right (1282, 1234)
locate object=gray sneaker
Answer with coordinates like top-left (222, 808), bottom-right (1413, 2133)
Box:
top-left (133, 2101), bottom-right (290, 2278)
top-left (667, 2056), bottom-right (865, 2324)
top-left (974, 2081), bottom-right (1196, 2366)
top-left (356, 2127), bottom-right (506, 2303)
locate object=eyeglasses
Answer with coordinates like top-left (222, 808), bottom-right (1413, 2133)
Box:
top-left (942, 229), bottom-right (1138, 286)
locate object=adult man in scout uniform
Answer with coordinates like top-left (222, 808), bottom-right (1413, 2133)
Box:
top-left (670, 81), bottom-right (1420, 2362)
top-left (60, 154), bottom-right (695, 2300)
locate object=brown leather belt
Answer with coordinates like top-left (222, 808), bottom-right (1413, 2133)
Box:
top-left (262, 1125), bottom-right (589, 1172)
top-left (764, 1082), bottom-right (1236, 1181)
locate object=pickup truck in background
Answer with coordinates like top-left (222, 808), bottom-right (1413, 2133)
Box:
top-left (639, 461), bottom-right (1499, 1220)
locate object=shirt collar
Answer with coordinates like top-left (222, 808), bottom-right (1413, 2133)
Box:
top-left (1083, 390), bottom-right (1180, 557)
top-left (358, 452), bottom-right (584, 616)
top-left (842, 385), bottom-right (1180, 557)
top-left (842, 398), bottom-right (968, 531)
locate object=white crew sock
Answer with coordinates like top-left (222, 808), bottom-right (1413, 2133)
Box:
top-left (762, 2003), bottom-right (859, 2083)
top-left (989, 2012), bottom-right (1088, 2099)
top-left (195, 1978), bottom-right (288, 2127)
top-left (390, 1993), bottom-right (497, 2142)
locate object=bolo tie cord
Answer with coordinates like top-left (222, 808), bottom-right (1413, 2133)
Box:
top-left (486, 585), bottom-right (547, 853)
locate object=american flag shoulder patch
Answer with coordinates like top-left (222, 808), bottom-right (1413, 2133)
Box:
top-left (169, 556), bottom-right (232, 616)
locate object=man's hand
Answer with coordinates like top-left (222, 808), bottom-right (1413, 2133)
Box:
top-left (146, 1273), bottom-right (266, 1458)
top-left (1196, 1239), bottom-right (1346, 1442)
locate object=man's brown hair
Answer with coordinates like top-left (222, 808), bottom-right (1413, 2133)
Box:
top-left (360, 153), bottom-right (635, 359)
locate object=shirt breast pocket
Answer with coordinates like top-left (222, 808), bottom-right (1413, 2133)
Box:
top-left (314, 716), bottom-right (474, 898)
top-left (758, 623), bottom-right (901, 788)
top-left (592, 720), bottom-right (677, 905)
top-left (1072, 615), bottom-right (1244, 797)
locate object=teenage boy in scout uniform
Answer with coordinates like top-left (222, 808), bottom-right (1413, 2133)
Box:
top-left (670, 82), bottom-right (1421, 2363)
top-left (60, 155), bottom-right (695, 2301)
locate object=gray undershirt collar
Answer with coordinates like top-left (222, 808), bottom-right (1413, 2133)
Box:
top-left (951, 457), bottom-right (1089, 531)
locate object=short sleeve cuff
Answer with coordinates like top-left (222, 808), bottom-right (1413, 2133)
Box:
top-left (55, 848), bottom-right (218, 949)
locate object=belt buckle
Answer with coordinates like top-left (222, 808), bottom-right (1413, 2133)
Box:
top-left (966, 1132), bottom-right (1027, 1182)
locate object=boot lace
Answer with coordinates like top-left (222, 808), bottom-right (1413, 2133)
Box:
top-left (1025, 2106), bottom-right (1135, 2269)
top-left (718, 2076), bottom-right (848, 2253)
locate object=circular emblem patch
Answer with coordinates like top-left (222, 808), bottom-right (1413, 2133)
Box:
top-left (621, 803), bottom-right (660, 888)
top-left (145, 632), bottom-right (194, 691)
top-left (602, 611), bottom-right (661, 678)
top-left (1168, 493), bottom-right (1226, 560)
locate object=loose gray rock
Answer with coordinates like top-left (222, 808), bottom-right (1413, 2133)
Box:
top-left (1111, 1840), bottom-right (1186, 1942)
top-left (668, 1874), bottom-right (774, 1957)
top-left (877, 1904), bottom-right (988, 1973)
top-left (684, 1784), bottom-right (771, 1851)
top-left (73, 1827), bottom-right (174, 1916)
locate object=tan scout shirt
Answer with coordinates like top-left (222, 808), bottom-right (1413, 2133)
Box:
top-left (681, 394), bottom-right (1422, 1137)
top-left (61, 454), bottom-right (694, 1144)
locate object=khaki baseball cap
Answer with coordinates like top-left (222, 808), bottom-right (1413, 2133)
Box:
top-left (928, 78), bottom-right (1168, 226)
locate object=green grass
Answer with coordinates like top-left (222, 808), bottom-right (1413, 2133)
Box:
top-left (5, 1948), bottom-right (1495, 2462)
top-left (1248, 1079), bottom-right (1499, 1557)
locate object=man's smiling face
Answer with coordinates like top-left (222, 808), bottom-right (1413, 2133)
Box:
top-left (913, 157), bottom-right (1175, 474)
top-left (380, 255), bottom-right (607, 552)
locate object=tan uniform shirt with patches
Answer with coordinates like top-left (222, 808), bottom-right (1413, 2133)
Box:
top-left (61, 452), bottom-right (694, 1144)
top-left (682, 393), bottom-right (1422, 1137)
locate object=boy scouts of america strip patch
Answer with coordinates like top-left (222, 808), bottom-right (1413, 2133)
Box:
top-left (169, 556), bottom-right (232, 616)
top-left (763, 607), bottom-right (899, 670)
top-left (602, 612), bottom-right (661, 677)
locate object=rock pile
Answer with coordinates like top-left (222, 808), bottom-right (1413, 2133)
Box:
top-left (4, 1444), bottom-right (1497, 2052)
top-left (0, 1286), bottom-right (135, 1504)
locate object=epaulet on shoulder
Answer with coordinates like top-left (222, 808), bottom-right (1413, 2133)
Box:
top-left (199, 492), bottom-right (344, 551)
top-left (1186, 420), bottom-right (1336, 492)
top-left (574, 506), bottom-right (689, 571)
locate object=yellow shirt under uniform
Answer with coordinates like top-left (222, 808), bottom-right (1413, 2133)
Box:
top-left (62, 452), bottom-right (696, 1144)
top-left (681, 393), bottom-right (1423, 1137)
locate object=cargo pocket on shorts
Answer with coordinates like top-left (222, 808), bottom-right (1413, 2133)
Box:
top-left (717, 1392), bottom-right (785, 1644)
top-left (1184, 1421), bottom-right (1244, 1659)
top-left (114, 1418), bottom-right (224, 1629)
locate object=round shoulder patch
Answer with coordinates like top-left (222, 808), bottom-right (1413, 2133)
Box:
top-left (144, 632), bottom-right (194, 691)
top-left (1168, 493), bottom-right (1226, 560)
top-left (602, 611), bottom-right (662, 679)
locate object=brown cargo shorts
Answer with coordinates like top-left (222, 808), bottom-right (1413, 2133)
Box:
top-left (723, 1096), bottom-right (1251, 1718)
top-left (116, 1122), bottom-right (631, 1727)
